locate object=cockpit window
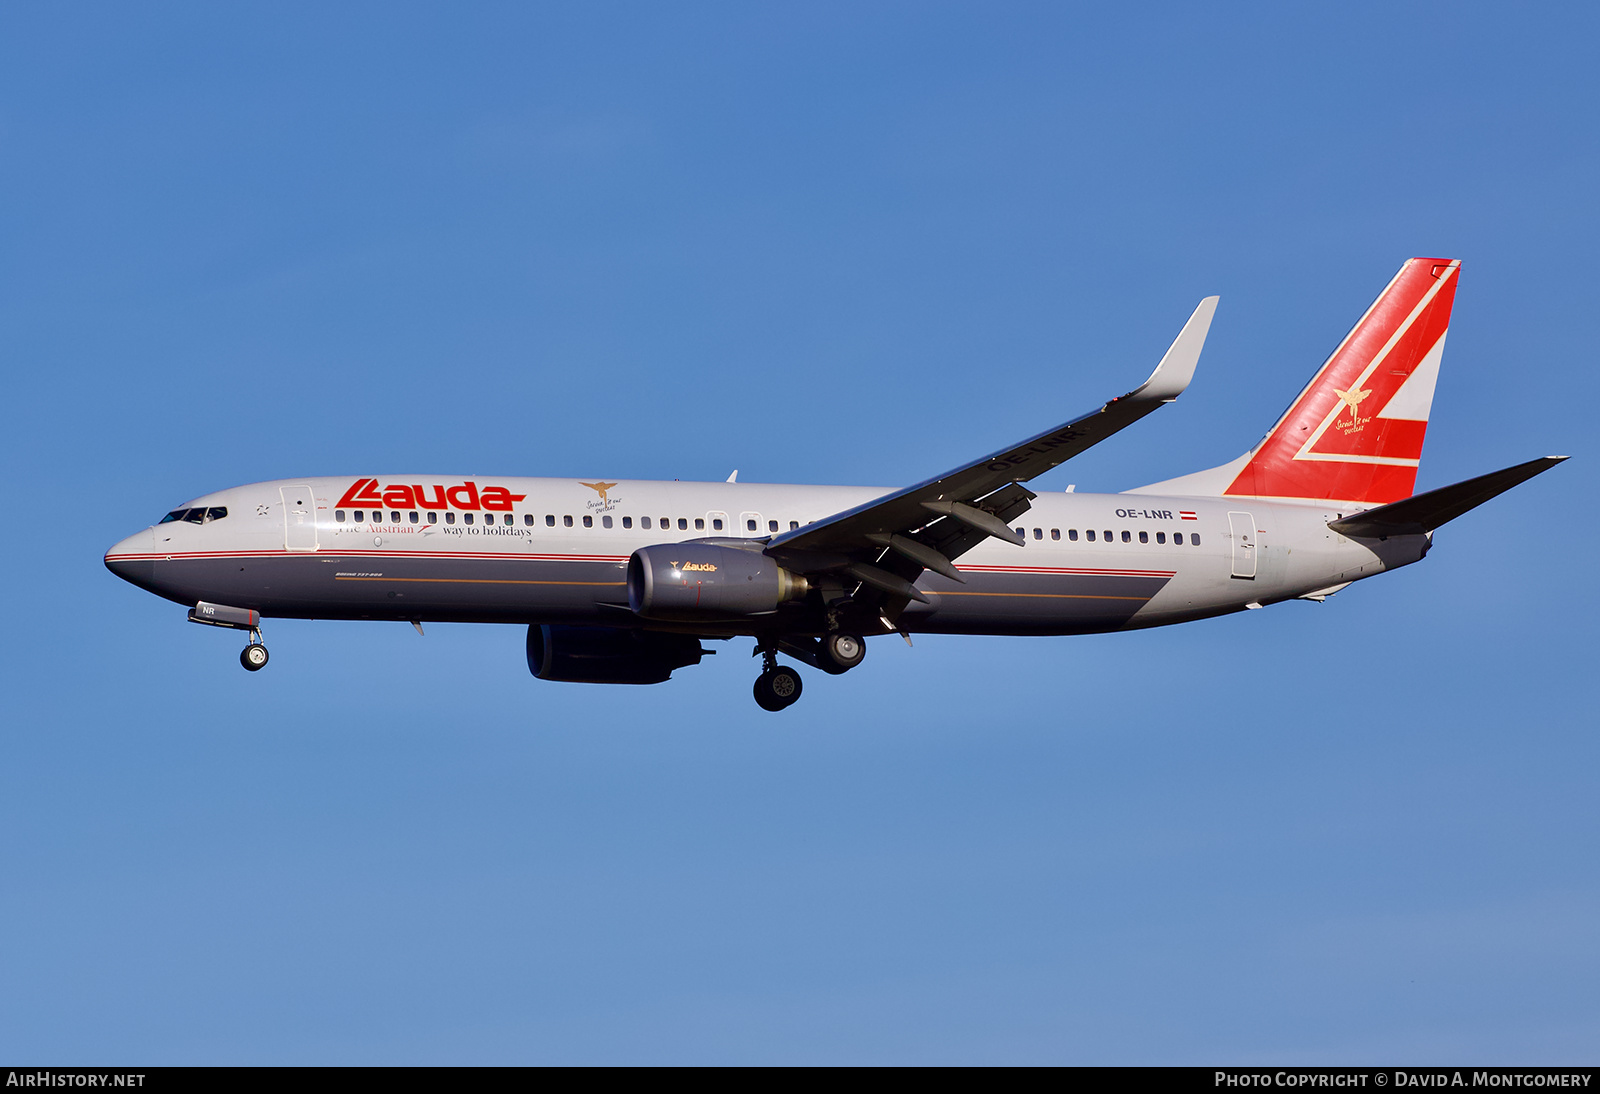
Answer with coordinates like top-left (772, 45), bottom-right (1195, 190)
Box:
top-left (159, 506), bottom-right (227, 524)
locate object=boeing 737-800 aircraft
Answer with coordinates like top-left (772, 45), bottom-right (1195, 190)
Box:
top-left (105, 258), bottom-right (1564, 710)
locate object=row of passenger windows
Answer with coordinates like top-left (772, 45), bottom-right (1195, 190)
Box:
top-left (1013, 526), bottom-right (1201, 545)
top-left (328, 509), bottom-right (1199, 546)
top-left (333, 510), bottom-right (805, 532)
top-left (160, 507), bottom-right (228, 524)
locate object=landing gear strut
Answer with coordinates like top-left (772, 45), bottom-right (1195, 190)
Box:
top-left (752, 644), bottom-right (803, 712)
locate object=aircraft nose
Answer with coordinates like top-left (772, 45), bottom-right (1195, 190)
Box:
top-left (105, 529), bottom-right (156, 587)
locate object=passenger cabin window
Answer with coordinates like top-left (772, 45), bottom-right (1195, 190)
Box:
top-left (1192, 534), bottom-right (1201, 545)
top-left (546, 515), bottom-right (555, 527)
top-left (583, 515), bottom-right (593, 528)
top-left (622, 516), bottom-right (633, 529)
top-left (335, 510), bottom-right (346, 523)
top-left (1139, 531), bottom-right (1148, 543)
top-left (354, 510), bottom-right (365, 522)
top-left (789, 521), bottom-right (799, 531)
top-left (1033, 528), bottom-right (1043, 540)
top-left (446, 512), bottom-right (456, 524)
top-left (464, 513), bottom-right (474, 525)
top-left (524, 514), bottom-right (534, 526)
top-left (1156, 531), bottom-right (1165, 543)
top-left (428, 512), bottom-right (438, 524)
top-left (603, 515), bottom-right (613, 529)
top-left (1051, 529), bottom-right (1060, 540)
top-left (677, 518), bottom-right (687, 530)
top-left (563, 515), bottom-right (573, 527)
top-left (694, 518), bottom-right (704, 530)
top-left (1068, 529), bottom-right (1078, 541)
top-left (747, 519), bottom-right (758, 532)
top-left (768, 520), bottom-right (779, 533)
top-left (641, 516), bottom-right (652, 529)
top-left (1104, 530), bottom-right (1113, 541)
top-left (410, 512), bottom-right (419, 524)
top-left (390, 511), bottom-right (401, 523)
top-left (1121, 530), bottom-right (1131, 543)
top-left (1086, 529), bottom-right (1095, 542)
top-left (1173, 532), bottom-right (1183, 544)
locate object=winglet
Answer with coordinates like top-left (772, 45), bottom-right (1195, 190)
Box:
top-left (1130, 296), bottom-right (1219, 403)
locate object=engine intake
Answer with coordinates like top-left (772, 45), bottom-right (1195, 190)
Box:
top-left (526, 624), bottom-right (707, 684)
top-left (628, 542), bottom-right (810, 620)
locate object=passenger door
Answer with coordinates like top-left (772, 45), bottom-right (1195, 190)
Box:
top-left (1227, 510), bottom-right (1256, 578)
top-left (281, 485), bottom-right (319, 552)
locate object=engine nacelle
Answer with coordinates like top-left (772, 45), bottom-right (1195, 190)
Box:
top-left (628, 542), bottom-right (810, 620)
top-left (526, 624), bottom-right (707, 684)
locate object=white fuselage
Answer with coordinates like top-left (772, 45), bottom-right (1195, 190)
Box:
top-left (104, 476), bottom-right (1425, 637)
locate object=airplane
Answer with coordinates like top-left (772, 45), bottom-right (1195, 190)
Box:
top-left (104, 258), bottom-right (1566, 711)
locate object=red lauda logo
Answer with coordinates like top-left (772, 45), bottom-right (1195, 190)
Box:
top-left (336, 478), bottom-right (527, 512)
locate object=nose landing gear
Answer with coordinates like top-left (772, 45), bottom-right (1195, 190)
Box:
top-left (240, 636), bottom-right (269, 671)
top-left (187, 601), bottom-right (270, 672)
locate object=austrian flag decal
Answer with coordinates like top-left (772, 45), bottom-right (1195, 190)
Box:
top-left (336, 478), bottom-right (527, 512)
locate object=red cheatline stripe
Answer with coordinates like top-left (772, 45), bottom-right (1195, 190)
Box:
top-left (959, 563), bottom-right (1175, 573)
top-left (107, 550), bottom-right (630, 563)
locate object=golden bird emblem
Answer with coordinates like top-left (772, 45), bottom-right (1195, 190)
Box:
top-left (1334, 386), bottom-right (1372, 419)
top-left (580, 480), bottom-right (619, 503)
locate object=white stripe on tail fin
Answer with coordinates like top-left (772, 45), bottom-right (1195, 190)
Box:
top-left (1130, 258), bottom-right (1459, 507)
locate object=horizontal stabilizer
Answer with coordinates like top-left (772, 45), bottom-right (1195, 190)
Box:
top-left (1328, 456), bottom-right (1567, 538)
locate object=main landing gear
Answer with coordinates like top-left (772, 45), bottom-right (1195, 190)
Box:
top-left (751, 632), bottom-right (868, 710)
top-left (818, 632), bottom-right (866, 674)
top-left (753, 645), bottom-right (803, 712)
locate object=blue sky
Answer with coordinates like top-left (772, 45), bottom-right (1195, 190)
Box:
top-left (2, 2), bottom-right (1596, 1064)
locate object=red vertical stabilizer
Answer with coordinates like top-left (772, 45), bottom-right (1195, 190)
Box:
top-left (1223, 258), bottom-right (1459, 505)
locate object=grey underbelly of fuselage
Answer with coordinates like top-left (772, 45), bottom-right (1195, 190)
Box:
top-left (124, 552), bottom-right (1175, 636)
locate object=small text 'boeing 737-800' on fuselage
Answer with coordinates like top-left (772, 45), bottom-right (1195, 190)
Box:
top-left (106, 259), bottom-right (1566, 710)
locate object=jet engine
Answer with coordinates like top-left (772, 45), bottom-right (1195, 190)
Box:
top-left (526, 624), bottom-right (708, 684)
top-left (627, 543), bottom-right (810, 620)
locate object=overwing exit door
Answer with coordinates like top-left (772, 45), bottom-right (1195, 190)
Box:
top-left (281, 485), bottom-right (318, 552)
top-left (1227, 511), bottom-right (1256, 578)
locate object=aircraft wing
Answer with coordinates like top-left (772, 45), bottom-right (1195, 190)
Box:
top-left (763, 296), bottom-right (1218, 608)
